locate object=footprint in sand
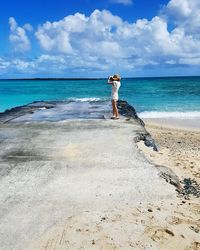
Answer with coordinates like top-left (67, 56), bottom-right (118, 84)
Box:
top-left (186, 241), bottom-right (200, 250)
top-left (146, 227), bottom-right (175, 242)
top-left (190, 204), bottom-right (200, 214)
top-left (166, 216), bottom-right (183, 225)
top-left (166, 215), bottom-right (200, 227)
top-left (101, 243), bottom-right (118, 250)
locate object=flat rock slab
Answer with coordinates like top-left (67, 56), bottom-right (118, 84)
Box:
top-left (0, 101), bottom-right (176, 250)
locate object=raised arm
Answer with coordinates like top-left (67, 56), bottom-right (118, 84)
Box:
top-left (107, 76), bottom-right (113, 85)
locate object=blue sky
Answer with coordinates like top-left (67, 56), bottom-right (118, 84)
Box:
top-left (0, 0), bottom-right (200, 78)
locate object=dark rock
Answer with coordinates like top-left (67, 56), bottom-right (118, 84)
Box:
top-left (156, 165), bottom-right (181, 188)
top-left (148, 209), bottom-right (153, 212)
top-left (165, 229), bottom-right (174, 236)
top-left (117, 100), bottom-right (145, 126)
top-left (178, 178), bottom-right (200, 198)
top-left (117, 100), bottom-right (159, 152)
top-left (190, 226), bottom-right (200, 234)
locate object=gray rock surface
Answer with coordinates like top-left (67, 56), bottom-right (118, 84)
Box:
top-left (0, 100), bottom-right (176, 250)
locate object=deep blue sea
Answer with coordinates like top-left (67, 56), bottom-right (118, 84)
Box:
top-left (0, 77), bottom-right (200, 118)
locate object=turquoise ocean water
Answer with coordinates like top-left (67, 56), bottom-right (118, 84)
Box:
top-left (0, 77), bottom-right (200, 118)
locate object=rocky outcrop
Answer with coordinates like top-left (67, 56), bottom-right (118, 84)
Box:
top-left (156, 165), bottom-right (181, 189)
top-left (117, 100), bottom-right (158, 151)
top-left (0, 99), bottom-right (158, 151)
top-left (117, 100), bottom-right (144, 126)
top-left (0, 101), bottom-right (56, 123)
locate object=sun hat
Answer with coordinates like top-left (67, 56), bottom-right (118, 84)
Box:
top-left (111, 74), bottom-right (121, 81)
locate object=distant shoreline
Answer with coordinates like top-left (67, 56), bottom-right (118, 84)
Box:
top-left (0, 75), bottom-right (200, 81)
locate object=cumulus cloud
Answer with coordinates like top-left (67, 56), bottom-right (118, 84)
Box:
top-left (9, 17), bottom-right (32, 53)
top-left (3, 0), bottom-right (200, 76)
top-left (23, 23), bottom-right (33, 32)
top-left (35, 10), bottom-right (122, 55)
top-left (164, 0), bottom-right (200, 35)
top-left (35, 7), bottom-right (200, 68)
top-left (110, 0), bottom-right (133, 6)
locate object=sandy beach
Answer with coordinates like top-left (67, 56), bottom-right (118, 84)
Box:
top-left (140, 118), bottom-right (200, 182)
top-left (137, 118), bottom-right (200, 250)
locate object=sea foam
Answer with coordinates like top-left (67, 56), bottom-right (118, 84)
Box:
top-left (67, 97), bottom-right (107, 102)
top-left (138, 111), bottom-right (200, 119)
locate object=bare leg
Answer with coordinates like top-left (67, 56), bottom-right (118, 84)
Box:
top-left (113, 100), bottom-right (119, 118)
top-left (111, 100), bottom-right (116, 117)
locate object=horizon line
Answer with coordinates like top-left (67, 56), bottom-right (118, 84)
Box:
top-left (0, 75), bottom-right (200, 81)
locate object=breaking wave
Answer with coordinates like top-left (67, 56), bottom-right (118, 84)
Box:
top-left (66, 97), bottom-right (108, 102)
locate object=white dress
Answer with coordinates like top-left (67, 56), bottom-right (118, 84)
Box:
top-left (111, 80), bottom-right (121, 100)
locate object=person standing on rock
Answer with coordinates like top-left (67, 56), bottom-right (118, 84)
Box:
top-left (107, 74), bottom-right (121, 119)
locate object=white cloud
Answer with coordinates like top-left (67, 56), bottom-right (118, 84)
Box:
top-left (110, 0), bottom-right (133, 6)
top-left (23, 23), bottom-right (33, 32)
top-left (166, 0), bottom-right (192, 17)
top-left (35, 8), bottom-right (200, 67)
top-left (9, 17), bottom-right (31, 53)
top-left (35, 10), bottom-right (122, 55)
top-left (3, 0), bottom-right (200, 77)
top-left (164, 0), bottom-right (200, 35)
top-left (0, 58), bottom-right (11, 70)
top-left (12, 59), bottom-right (35, 71)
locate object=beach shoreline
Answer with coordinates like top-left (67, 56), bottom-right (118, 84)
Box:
top-left (142, 117), bottom-right (200, 132)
